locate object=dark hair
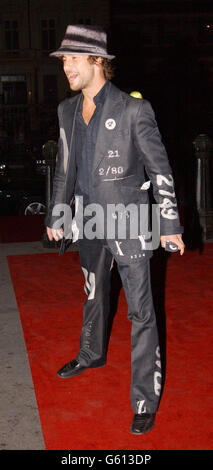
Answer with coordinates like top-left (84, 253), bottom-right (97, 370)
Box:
top-left (59, 55), bottom-right (115, 80)
top-left (87, 56), bottom-right (115, 80)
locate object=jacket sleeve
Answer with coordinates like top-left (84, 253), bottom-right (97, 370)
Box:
top-left (44, 103), bottom-right (67, 228)
top-left (133, 99), bottom-right (183, 236)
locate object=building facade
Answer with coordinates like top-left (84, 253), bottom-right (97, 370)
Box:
top-left (1, 0), bottom-right (213, 197)
top-left (0, 0), bottom-right (110, 159)
top-left (111, 0), bottom-right (213, 203)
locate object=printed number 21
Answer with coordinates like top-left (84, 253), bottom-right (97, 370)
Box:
top-left (108, 150), bottom-right (120, 158)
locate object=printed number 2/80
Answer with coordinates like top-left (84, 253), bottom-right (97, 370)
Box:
top-left (99, 166), bottom-right (123, 176)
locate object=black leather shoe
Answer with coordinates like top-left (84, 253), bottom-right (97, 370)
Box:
top-left (130, 413), bottom-right (155, 435)
top-left (57, 359), bottom-right (88, 378)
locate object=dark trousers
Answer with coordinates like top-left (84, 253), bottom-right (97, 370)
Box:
top-left (76, 238), bottom-right (162, 414)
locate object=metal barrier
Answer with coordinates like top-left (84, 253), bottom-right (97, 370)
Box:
top-left (193, 133), bottom-right (213, 240)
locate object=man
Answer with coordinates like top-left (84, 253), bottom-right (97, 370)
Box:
top-left (46, 25), bottom-right (185, 435)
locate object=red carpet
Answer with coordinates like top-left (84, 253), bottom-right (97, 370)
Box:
top-left (0, 215), bottom-right (45, 243)
top-left (7, 245), bottom-right (213, 450)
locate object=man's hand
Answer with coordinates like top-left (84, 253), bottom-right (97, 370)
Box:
top-left (160, 234), bottom-right (185, 256)
top-left (46, 227), bottom-right (63, 242)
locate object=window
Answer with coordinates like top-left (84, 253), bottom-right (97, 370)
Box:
top-left (43, 75), bottom-right (57, 104)
top-left (1, 75), bottom-right (27, 105)
top-left (41, 19), bottom-right (56, 50)
top-left (4, 20), bottom-right (19, 50)
top-left (77, 19), bottom-right (91, 25)
top-left (140, 22), bottom-right (159, 45)
top-left (162, 20), bottom-right (180, 44)
top-left (198, 20), bottom-right (213, 43)
top-left (1, 75), bottom-right (25, 82)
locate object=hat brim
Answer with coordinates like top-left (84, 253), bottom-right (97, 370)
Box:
top-left (49, 49), bottom-right (115, 60)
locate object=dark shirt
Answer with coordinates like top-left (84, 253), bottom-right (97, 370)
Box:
top-left (74, 79), bottom-right (109, 206)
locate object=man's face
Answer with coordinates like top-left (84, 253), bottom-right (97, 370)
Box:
top-left (62, 55), bottom-right (96, 91)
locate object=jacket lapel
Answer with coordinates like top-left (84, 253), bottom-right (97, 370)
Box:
top-left (62, 94), bottom-right (81, 173)
top-left (92, 82), bottom-right (125, 177)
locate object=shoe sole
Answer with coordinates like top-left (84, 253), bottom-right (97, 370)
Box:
top-left (130, 422), bottom-right (155, 435)
top-left (57, 367), bottom-right (87, 378)
top-left (57, 363), bottom-right (106, 378)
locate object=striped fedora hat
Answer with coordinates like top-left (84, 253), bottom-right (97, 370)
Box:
top-left (50, 25), bottom-right (115, 60)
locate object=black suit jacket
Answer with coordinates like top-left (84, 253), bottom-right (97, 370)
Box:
top-left (45, 82), bottom-right (183, 261)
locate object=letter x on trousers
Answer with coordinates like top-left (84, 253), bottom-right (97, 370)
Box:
top-left (75, 237), bottom-right (162, 414)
